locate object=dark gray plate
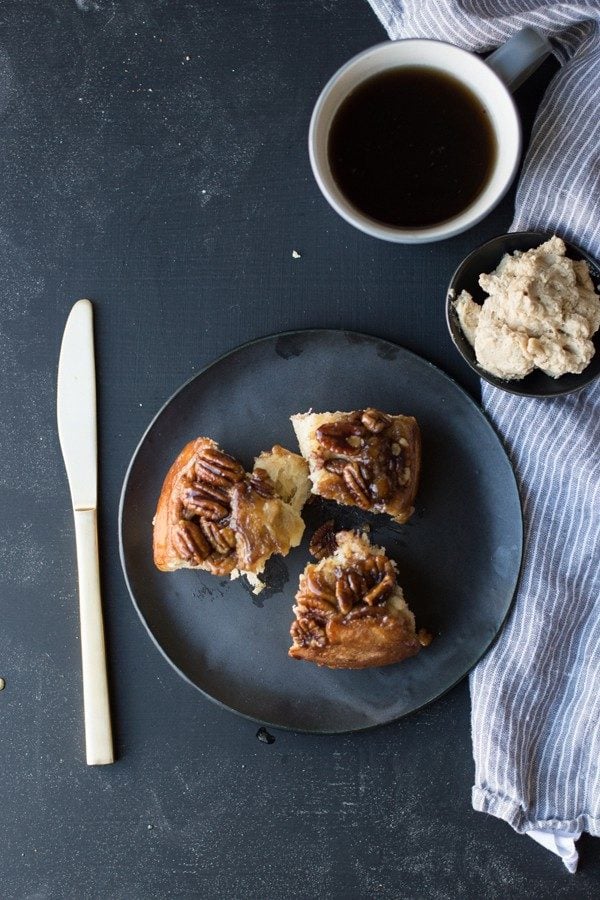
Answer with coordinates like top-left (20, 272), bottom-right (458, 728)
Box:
top-left (119, 330), bottom-right (522, 733)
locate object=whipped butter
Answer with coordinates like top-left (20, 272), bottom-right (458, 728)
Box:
top-left (454, 236), bottom-right (600, 380)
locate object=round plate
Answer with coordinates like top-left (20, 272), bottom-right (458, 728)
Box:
top-left (446, 231), bottom-right (600, 398)
top-left (119, 330), bottom-right (523, 733)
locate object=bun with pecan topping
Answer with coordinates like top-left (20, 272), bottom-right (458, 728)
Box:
top-left (291, 408), bottom-right (420, 524)
top-left (153, 438), bottom-right (310, 593)
top-left (289, 529), bottom-right (428, 668)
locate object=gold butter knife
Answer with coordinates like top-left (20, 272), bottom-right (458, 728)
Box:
top-left (57, 299), bottom-right (114, 765)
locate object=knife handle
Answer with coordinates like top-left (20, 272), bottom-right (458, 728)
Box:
top-left (73, 508), bottom-right (114, 766)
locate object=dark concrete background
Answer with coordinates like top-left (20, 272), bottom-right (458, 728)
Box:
top-left (0, 1), bottom-right (596, 898)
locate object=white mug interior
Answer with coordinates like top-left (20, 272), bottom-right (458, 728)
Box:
top-left (309, 40), bottom-right (521, 244)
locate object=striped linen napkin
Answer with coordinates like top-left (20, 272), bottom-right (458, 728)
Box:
top-left (365, 0), bottom-right (600, 873)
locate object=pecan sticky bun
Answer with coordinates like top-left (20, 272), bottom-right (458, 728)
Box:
top-left (291, 409), bottom-right (420, 524)
top-left (153, 438), bottom-right (310, 592)
top-left (289, 529), bottom-right (430, 668)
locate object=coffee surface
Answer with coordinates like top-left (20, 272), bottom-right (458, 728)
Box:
top-left (328, 66), bottom-right (497, 229)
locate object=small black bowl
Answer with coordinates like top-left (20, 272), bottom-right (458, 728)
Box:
top-left (446, 231), bottom-right (600, 398)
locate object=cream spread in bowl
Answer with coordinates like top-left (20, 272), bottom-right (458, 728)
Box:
top-left (453, 236), bottom-right (600, 380)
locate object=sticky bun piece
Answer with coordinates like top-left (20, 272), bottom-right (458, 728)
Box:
top-left (289, 528), bottom-right (430, 668)
top-left (291, 408), bottom-right (420, 524)
top-left (153, 438), bottom-right (310, 593)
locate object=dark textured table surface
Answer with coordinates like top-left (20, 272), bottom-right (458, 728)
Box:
top-left (1, 2), bottom-right (597, 898)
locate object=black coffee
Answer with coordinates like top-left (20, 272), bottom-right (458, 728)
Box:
top-left (328, 66), bottom-right (497, 229)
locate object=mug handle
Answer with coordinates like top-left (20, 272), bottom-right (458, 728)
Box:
top-left (486, 27), bottom-right (553, 93)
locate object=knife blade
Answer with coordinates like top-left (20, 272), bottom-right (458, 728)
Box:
top-left (57, 299), bottom-right (114, 765)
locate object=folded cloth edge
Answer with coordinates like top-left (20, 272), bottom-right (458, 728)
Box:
top-left (473, 787), bottom-right (597, 874)
top-left (472, 786), bottom-right (600, 837)
top-left (527, 829), bottom-right (582, 874)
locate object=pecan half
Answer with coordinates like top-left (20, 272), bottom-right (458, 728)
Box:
top-left (361, 556), bottom-right (396, 605)
top-left (182, 486), bottom-right (229, 521)
top-left (323, 458), bottom-right (348, 476)
top-left (343, 605), bottom-right (389, 623)
top-left (304, 569), bottom-right (336, 604)
top-left (291, 615), bottom-right (327, 648)
top-left (316, 419), bottom-right (364, 456)
top-left (309, 520), bottom-right (337, 559)
top-left (248, 468), bottom-right (275, 498)
top-left (361, 408), bottom-right (392, 434)
top-left (195, 447), bottom-right (245, 488)
top-left (187, 479), bottom-right (230, 505)
top-left (363, 573), bottom-right (395, 606)
top-left (173, 519), bottom-right (211, 564)
top-left (200, 520), bottom-right (236, 555)
top-left (295, 593), bottom-right (337, 620)
top-left (335, 567), bottom-right (367, 614)
top-left (342, 463), bottom-right (371, 508)
top-left (387, 454), bottom-right (405, 489)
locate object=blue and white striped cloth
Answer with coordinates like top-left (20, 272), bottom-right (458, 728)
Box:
top-left (366, 0), bottom-right (600, 873)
